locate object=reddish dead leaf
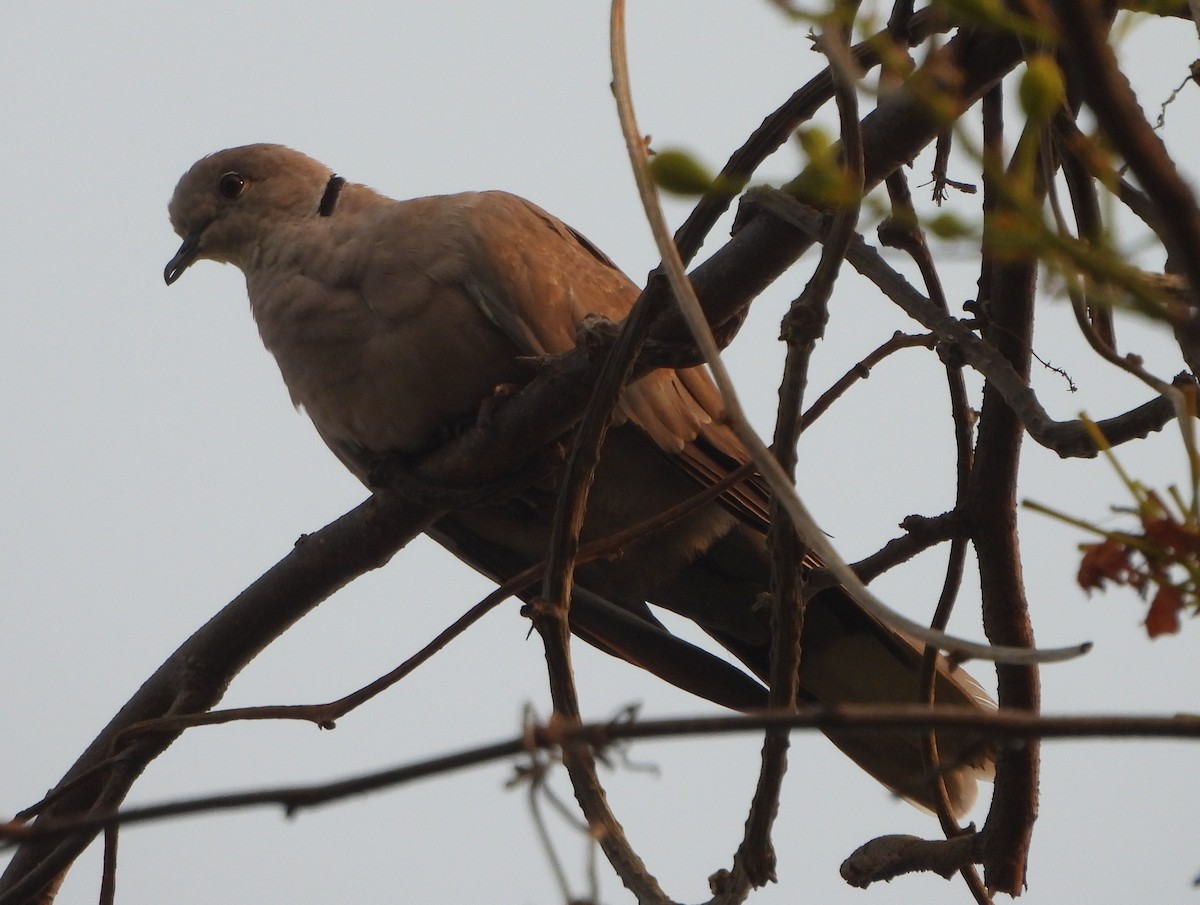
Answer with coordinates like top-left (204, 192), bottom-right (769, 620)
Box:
top-left (1141, 515), bottom-right (1200, 557)
top-left (1077, 539), bottom-right (1133, 591)
top-left (1144, 585), bottom-right (1183, 638)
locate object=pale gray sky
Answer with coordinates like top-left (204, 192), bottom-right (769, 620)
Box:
top-left (3, 3), bottom-right (1199, 904)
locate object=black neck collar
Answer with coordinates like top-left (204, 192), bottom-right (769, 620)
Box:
top-left (318, 174), bottom-right (346, 217)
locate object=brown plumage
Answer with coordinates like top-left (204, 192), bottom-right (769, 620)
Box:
top-left (166, 144), bottom-right (994, 815)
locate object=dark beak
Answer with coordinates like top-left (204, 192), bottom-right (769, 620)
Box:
top-left (164, 233), bottom-right (201, 285)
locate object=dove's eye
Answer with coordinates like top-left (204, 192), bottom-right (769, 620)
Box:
top-left (217, 172), bottom-right (246, 200)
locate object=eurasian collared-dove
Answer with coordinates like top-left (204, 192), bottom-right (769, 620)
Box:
top-left (165, 144), bottom-right (994, 816)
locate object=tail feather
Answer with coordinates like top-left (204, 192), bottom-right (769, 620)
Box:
top-left (796, 590), bottom-right (996, 818)
top-left (430, 516), bottom-right (996, 818)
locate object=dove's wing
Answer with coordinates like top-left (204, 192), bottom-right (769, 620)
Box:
top-left (439, 192), bottom-right (772, 516)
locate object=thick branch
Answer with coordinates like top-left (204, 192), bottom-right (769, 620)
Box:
top-left (0, 494), bottom-right (439, 905)
top-left (970, 97), bottom-right (1041, 896)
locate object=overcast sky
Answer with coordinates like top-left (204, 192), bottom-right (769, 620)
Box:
top-left (3, 3), bottom-right (1200, 904)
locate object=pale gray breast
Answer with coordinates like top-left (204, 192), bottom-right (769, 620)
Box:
top-left (244, 213), bottom-right (525, 463)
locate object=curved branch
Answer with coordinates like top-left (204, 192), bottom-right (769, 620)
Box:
top-left (1054, 0), bottom-right (1200, 301)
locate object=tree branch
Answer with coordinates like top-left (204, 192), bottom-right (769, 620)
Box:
top-left (7, 706), bottom-right (1199, 844)
top-left (970, 91), bottom-right (1042, 896)
top-left (744, 186), bottom-right (1188, 458)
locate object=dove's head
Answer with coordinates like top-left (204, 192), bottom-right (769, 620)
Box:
top-left (164, 144), bottom-right (335, 284)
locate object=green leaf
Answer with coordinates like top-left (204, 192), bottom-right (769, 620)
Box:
top-left (648, 148), bottom-right (714, 196)
top-left (1019, 54), bottom-right (1066, 123)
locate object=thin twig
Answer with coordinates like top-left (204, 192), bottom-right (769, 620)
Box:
top-left (800, 330), bottom-right (937, 431)
top-left (851, 511), bottom-right (965, 583)
top-left (1054, 0), bottom-right (1200, 299)
top-left (747, 187), bottom-right (1186, 458)
top-left (1044, 152), bottom-right (1200, 488)
top-left (524, 7), bottom-right (681, 904)
top-left (526, 768), bottom-right (576, 905)
top-left (1053, 116), bottom-right (1167, 240)
top-left (616, 29), bottom-right (1079, 676)
top-left (670, 6), bottom-right (952, 268)
top-left (98, 826), bottom-right (117, 905)
top-left (6, 706), bottom-right (1199, 845)
top-left (113, 461), bottom-right (760, 742)
top-left (729, 6), bottom-right (868, 894)
top-left (881, 167), bottom-right (989, 905)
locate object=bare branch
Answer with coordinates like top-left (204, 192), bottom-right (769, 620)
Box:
top-left (1054, 0), bottom-right (1200, 302)
top-left (7, 706), bottom-right (1199, 845)
top-left (729, 6), bottom-right (868, 892)
top-left (745, 187), bottom-right (1188, 459)
top-left (841, 832), bottom-right (981, 889)
top-left (970, 98), bottom-right (1043, 895)
top-left (882, 164), bottom-right (989, 903)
